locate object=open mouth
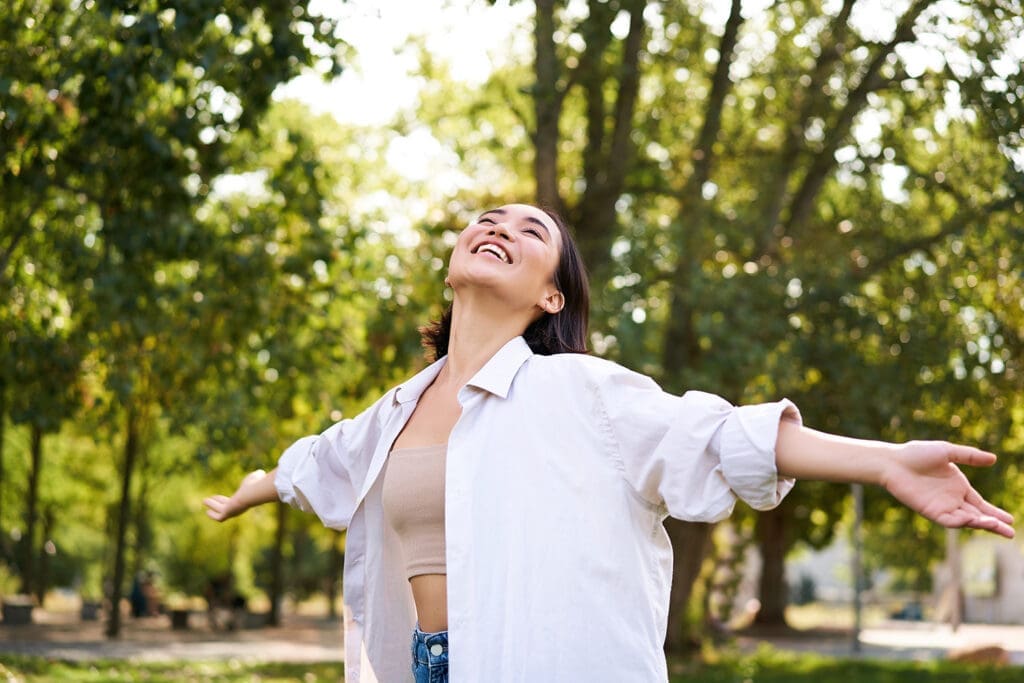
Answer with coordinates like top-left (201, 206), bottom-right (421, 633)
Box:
top-left (474, 242), bottom-right (512, 264)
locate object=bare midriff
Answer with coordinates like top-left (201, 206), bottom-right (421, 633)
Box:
top-left (410, 574), bottom-right (448, 632)
top-left (388, 373), bottom-right (462, 634)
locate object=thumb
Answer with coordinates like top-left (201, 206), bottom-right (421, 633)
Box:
top-left (947, 445), bottom-right (997, 468)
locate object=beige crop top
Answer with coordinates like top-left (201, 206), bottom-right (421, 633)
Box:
top-left (381, 444), bottom-right (447, 580)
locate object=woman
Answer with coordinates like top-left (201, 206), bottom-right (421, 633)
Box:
top-left (204, 203), bottom-right (1014, 683)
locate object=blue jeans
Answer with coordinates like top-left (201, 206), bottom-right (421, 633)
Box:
top-left (411, 626), bottom-right (448, 683)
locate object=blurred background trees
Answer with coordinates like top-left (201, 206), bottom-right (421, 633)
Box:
top-left (2, 0), bottom-right (1021, 649)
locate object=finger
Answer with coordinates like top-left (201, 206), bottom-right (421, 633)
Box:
top-left (965, 514), bottom-right (1016, 539)
top-left (976, 499), bottom-right (1015, 525)
top-left (935, 508), bottom-right (974, 528)
top-left (951, 498), bottom-right (1016, 539)
top-left (964, 489), bottom-right (1016, 525)
top-left (947, 446), bottom-right (997, 468)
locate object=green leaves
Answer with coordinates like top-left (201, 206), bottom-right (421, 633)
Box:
top-left (0, 0), bottom-right (351, 622)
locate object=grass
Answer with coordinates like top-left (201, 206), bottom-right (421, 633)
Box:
top-left (0, 648), bottom-right (1021, 682)
top-left (0, 657), bottom-right (344, 682)
top-left (669, 645), bottom-right (1024, 682)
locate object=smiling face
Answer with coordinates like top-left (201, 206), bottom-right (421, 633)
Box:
top-left (447, 203), bottom-right (566, 318)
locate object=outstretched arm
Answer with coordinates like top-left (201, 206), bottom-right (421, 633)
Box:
top-left (204, 468), bottom-right (280, 522)
top-left (775, 420), bottom-right (1015, 539)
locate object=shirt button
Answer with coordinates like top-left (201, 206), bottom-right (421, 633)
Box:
top-left (430, 644), bottom-right (444, 656)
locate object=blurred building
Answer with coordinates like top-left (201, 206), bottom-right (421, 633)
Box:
top-left (957, 536), bottom-right (1024, 624)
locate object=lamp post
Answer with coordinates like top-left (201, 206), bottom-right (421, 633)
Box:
top-left (851, 483), bottom-right (864, 654)
top-left (946, 527), bottom-right (962, 632)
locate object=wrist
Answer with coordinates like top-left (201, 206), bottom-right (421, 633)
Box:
top-left (875, 442), bottom-right (907, 491)
top-left (234, 468), bottom-right (278, 511)
top-left (227, 496), bottom-right (250, 518)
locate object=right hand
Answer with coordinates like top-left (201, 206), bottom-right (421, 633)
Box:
top-left (882, 441), bottom-right (1015, 539)
top-left (203, 469), bottom-right (269, 522)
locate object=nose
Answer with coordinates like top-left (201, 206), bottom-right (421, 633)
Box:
top-left (487, 224), bottom-right (513, 240)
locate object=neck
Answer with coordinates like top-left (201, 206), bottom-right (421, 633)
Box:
top-left (441, 293), bottom-right (534, 386)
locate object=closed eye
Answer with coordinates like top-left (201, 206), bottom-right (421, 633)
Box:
top-left (523, 227), bottom-right (543, 239)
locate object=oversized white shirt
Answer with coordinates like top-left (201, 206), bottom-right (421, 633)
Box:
top-left (275, 336), bottom-right (799, 682)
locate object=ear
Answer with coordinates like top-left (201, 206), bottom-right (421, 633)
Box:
top-left (538, 288), bottom-right (565, 315)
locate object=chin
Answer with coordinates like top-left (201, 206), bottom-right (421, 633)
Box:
top-left (450, 265), bottom-right (511, 290)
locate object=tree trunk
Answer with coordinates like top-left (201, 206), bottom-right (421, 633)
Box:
top-left (532, 0), bottom-right (562, 210)
top-left (35, 507), bottom-right (54, 605)
top-left (573, 0), bottom-right (646, 276)
top-left (130, 474), bottom-right (151, 582)
top-left (20, 424), bottom-right (43, 597)
top-left (663, 519), bottom-right (714, 652)
top-left (578, 1), bottom-right (614, 192)
top-left (604, 0), bottom-right (645, 194)
top-left (326, 530), bottom-right (343, 620)
top-left (292, 522), bottom-right (306, 597)
top-left (106, 406), bottom-right (139, 638)
top-left (268, 502), bottom-right (287, 627)
top-left (753, 505), bottom-right (790, 626)
top-left (662, 0), bottom-right (743, 379)
top-left (0, 381), bottom-right (7, 561)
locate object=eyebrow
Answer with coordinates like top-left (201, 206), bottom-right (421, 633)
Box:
top-left (477, 208), bottom-right (552, 240)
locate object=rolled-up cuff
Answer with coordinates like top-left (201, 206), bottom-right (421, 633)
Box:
top-left (720, 399), bottom-right (801, 510)
top-left (275, 435), bottom-right (319, 512)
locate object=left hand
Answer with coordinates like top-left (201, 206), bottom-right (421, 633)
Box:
top-left (203, 469), bottom-right (272, 522)
top-left (882, 441), bottom-right (1015, 539)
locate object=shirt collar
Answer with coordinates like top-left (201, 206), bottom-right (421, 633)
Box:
top-left (394, 356), bottom-right (447, 405)
top-left (464, 336), bottom-right (533, 399)
top-left (393, 336), bottom-right (533, 405)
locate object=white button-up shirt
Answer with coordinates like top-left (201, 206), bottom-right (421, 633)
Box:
top-left (276, 336), bottom-right (799, 682)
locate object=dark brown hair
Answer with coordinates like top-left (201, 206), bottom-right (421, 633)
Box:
top-left (421, 206), bottom-right (589, 358)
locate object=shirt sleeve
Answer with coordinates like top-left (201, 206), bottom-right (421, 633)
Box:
top-left (594, 363), bottom-right (800, 522)
top-left (275, 395), bottom-right (389, 530)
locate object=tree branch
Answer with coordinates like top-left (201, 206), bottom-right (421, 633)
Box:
top-left (783, 0), bottom-right (937, 234)
top-left (756, 0), bottom-right (857, 254)
top-left (852, 195), bottom-right (1017, 282)
top-left (677, 0), bottom-right (744, 202)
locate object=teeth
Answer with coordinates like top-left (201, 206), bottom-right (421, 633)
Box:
top-left (478, 244), bottom-right (510, 263)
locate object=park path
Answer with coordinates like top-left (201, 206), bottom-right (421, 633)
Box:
top-left (736, 620), bottom-right (1024, 665)
top-left (0, 608), bottom-right (343, 663)
top-left (3, 608), bottom-right (1024, 666)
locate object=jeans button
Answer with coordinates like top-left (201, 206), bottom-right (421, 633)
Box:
top-left (430, 643), bottom-right (444, 656)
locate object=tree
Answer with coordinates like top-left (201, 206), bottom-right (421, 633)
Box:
top-left (1, 0), bottom-right (343, 636)
top-left (0, 218), bottom-right (82, 596)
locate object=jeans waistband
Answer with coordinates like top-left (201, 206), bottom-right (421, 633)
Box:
top-left (413, 626), bottom-right (448, 646)
top-left (412, 625), bottom-right (448, 662)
